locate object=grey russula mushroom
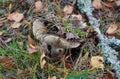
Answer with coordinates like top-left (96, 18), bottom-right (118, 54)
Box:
top-left (32, 19), bottom-right (80, 55)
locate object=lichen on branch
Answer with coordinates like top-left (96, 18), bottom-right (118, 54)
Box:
top-left (77, 0), bottom-right (120, 78)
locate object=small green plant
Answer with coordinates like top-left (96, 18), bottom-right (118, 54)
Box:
top-left (64, 25), bottom-right (73, 32)
top-left (74, 28), bottom-right (86, 38)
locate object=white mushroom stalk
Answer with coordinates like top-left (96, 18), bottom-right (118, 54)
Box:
top-left (77, 0), bottom-right (120, 78)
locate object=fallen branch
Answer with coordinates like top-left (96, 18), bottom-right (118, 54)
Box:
top-left (77, 0), bottom-right (120, 78)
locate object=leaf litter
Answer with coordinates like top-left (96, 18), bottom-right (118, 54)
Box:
top-left (0, 0), bottom-right (120, 79)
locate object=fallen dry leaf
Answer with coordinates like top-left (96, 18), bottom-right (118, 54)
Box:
top-left (28, 35), bottom-right (35, 45)
top-left (106, 23), bottom-right (118, 34)
top-left (101, 1), bottom-right (115, 8)
top-left (8, 3), bottom-right (13, 11)
top-left (0, 20), bottom-right (3, 26)
top-left (0, 56), bottom-right (13, 69)
top-left (103, 71), bottom-right (116, 79)
top-left (40, 53), bottom-right (46, 69)
top-left (0, 31), bottom-right (5, 36)
top-left (72, 14), bottom-right (82, 21)
top-left (90, 56), bottom-right (104, 70)
top-left (65, 63), bottom-right (73, 69)
top-left (63, 5), bottom-right (73, 15)
top-left (5, 38), bottom-right (12, 43)
top-left (33, 1), bottom-right (43, 12)
top-left (11, 22), bottom-right (21, 28)
top-left (7, 12), bottom-right (24, 22)
top-left (48, 76), bottom-right (56, 79)
top-left (93, 0), bottom-right (102, 9)
top-left (27, 44), bottom-right (38, 54)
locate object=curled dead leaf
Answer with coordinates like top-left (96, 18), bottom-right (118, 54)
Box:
top-left (63, 5), bottom-right (73, 15)
top-left (101, 1), bottom-right (115, 8)
top-left (90, 56), bottom-right (104, 70)
top-left (8, 3), bottom-right (12, 11)
top-left (27, 44), bottom-right (38, 54)
top-left (5, 38), bottom-right (12, 43)
top-left (28, 35), bottom-right (35, 45)
top-left (0, 20), bottom-right (3, 26)
top-left (106, 23), bottom-right (118, 34)
top-left (72, 14), bottom-right (82, 21)
top-left (0, 31), bottom-right (5, 36)
top-left (93, 0), bottom-right (102, 9)
top-left (33, 1), bottom-right (43, 12)
top-left (40, 53), bottom-right (46, 69)
top-left (11, 22), bottom-right (21, 28)
top-left (48, 76), bottom-right (56, 79)
top-left (103, 71), bottom-right (116, 79)
top-left (0, 56), bottom-right (13, 69)
top-left (7, 12), bottom-right (24, 22)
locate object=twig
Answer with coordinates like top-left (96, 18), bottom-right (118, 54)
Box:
top-left (74, 41), bottom-right (87, 70)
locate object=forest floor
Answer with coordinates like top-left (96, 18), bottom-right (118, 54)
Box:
top-left (0, 0), bottom-right (120, 79)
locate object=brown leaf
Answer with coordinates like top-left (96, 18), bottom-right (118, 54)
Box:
top-left (8, 3), bottom-right (13, 11)
top-left (90, 56), bottom-right (104, 70)
top-left (0, 20), bottom-right (3, 26)
top-left (27, 44), bottom-right (38, 54)
top-left (11, 22), bottom-right (21, 28)
top-left (72, 14), bottom-right (82, 21)
top-left (40, 53), bottom-right (46, 69)
top-left (28, 35), bottom-right (35, 45)
top-left (0, 56), bottom-right (13, 69)
top-left (103, 71), bottom-right (116, 79)
top-left (7, 12), bottom-right (24, 22)
top-left (5, 38), bottom-right (12, 43)
top-left (0, 31), bottom-right (5, 36)
top-left (102, 1), bottom-right (115, 8)
top-left (23, 68), bottom-right (31, 75)
top-left (63, 5), bottom-right (73, 15)
top-left (33, 1), bottom-right (43, 12)
top-left (71, 14), bottom-right (87, 29)
top-left (106, 23), bottom-right (118, 34)
top-left (65, 63), bottom-right (73, 69)
top-left (93, 0), bottom-right (102, 9)
top-left (48, 76), bottom-right (56, 79)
